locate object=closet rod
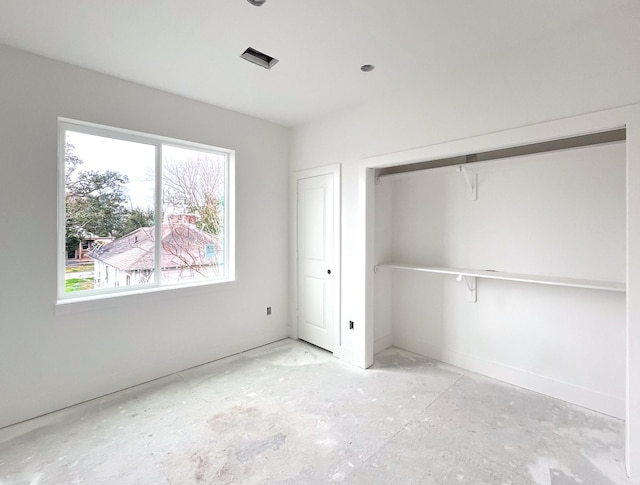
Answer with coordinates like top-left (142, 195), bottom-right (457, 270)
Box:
top-left (376, 128), bottom-right (626, 179)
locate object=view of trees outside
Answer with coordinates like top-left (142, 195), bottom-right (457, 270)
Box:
top-left (64, 131), bottom-right (226, 293)
top-left (160, 146), bottom-right (226, 283)
top-left (162, 145), bottom-right (225, 237)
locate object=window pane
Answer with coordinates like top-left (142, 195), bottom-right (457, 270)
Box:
top-left (64, 131), bottom-right (156, 293)
top-left (60, 121), bottom-right (233, 301)
top-left (161, 145), bottom-right (226, 284)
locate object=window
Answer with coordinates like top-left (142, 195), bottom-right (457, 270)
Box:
top-left (58, 119), bottom-right (234, 300)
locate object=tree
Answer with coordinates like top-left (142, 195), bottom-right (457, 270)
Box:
top-left (162, 154), bottom-right (225, 235)
top-left (65, 143), bottom-right (131, 256)
top-left (122, 207), bottom-right (155, 235)
top-left (65, 142), bottom-right (83, 184)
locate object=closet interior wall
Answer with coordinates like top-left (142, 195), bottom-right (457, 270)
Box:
top-left (373, 140), bottom-right (626, 418)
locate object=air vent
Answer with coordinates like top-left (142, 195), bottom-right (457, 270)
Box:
top-left (241, 47), bottom-right (279, 70)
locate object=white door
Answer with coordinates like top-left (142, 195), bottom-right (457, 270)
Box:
top-left (297, 173), bottom-right (335, 352)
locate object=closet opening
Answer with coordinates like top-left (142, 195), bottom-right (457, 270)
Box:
top-left (371, 127), bottom-right (627, 419)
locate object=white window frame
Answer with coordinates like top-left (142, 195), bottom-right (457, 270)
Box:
top-left (57, 118), bottom-right (236, 304)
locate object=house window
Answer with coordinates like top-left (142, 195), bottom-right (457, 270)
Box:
top-left (59, 119), bottom-right (234, 300)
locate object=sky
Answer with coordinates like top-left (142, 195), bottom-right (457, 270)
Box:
top-left (66, 130), bottom-right (156, 210)
top-left (66, 130), bottom-right (227, 217)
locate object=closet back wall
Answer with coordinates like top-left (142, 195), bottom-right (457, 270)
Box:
top-left (374, 142), bottom-right (626, 417)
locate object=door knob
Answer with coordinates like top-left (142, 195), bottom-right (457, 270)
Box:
top-left (327, 269), bottom-right (331, 275)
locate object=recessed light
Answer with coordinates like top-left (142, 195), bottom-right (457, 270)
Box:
top-left (361, 64), bottom-right (375, 72)
top-left (247, 0), bottom-right (266, 5)
top-left (241, 47), bottom-right (279, 70)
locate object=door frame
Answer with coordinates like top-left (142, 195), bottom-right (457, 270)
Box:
top-left (290, 164), bottom-right (341, 356)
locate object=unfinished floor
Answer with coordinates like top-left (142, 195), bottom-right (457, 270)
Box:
top-left (0, 339), bottom-right (632, 484)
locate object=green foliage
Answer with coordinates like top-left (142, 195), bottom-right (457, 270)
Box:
top-left (66, 170), bottom-right (130, 234)
top-left (65, 143), bottom-right (130, 255)
top-left (65, 143), bottom-right (83, 183)
top-left (188, 193), bottom-right (222, 235)
top-left (65, 277), bottom-right (95, 292)
top-left (123, 207), bottom-right (155, 234)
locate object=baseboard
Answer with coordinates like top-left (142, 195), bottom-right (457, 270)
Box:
top-left (0, 331), bottom-right (291, 430)
top-left (338, 346), bottom-right (367, 368)
top-left (374, 333), bottom-right (394, 354)
top-left (394, 337), bottom-right (625, 419)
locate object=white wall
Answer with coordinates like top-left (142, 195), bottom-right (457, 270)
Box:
top-left (373, 179), bottom-right (393, 353)
top-left (376, 143), bottom-right (626, 417)
top-left (389, 144), bottom-right (625, 280)
top-left (0, 45), bottom-right (290, 428)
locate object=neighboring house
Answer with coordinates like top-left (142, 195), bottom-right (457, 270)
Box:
top-left (90, 216), bottom-right (222, 288)
top-left (71, 231), bottom-right (115, 261)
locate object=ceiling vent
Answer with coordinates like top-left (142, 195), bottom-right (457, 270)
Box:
top-left (241, 47), bottom-right (279, 70)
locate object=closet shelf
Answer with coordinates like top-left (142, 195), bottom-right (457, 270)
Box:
top-left (375, 263), bottom-right (625, 293)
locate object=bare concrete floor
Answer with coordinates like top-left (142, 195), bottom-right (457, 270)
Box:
top-left (0, 339), bottom-right (632, 484)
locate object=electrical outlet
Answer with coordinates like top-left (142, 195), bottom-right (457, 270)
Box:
top-left (349, 320), bottom-right (354, 330)
top-left (266, 306), bottom-right (272, 316)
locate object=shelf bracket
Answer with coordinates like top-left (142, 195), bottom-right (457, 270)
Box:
top-left (457, 166), bottom-right (477, 201)
top-left (456, 274), bottom-right (477, 302)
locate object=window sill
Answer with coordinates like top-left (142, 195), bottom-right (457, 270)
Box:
top-left (55, 278), bottom-right (237, 316)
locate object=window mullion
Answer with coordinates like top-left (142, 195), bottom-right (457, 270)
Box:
top-left (154, 144), bottom-right (163, 286)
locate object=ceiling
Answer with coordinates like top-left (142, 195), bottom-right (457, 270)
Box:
top-left (0, 0), bottom-right (631, 127)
